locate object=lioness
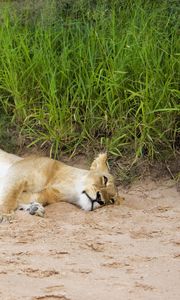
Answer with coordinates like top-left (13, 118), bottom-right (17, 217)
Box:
top-left (0, 149), bottom-right (123, 221)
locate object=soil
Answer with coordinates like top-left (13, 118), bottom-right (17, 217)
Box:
top-left (0, 178), bottom-right (180, 300)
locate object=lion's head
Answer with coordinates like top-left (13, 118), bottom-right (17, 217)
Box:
top-left (79, 153), bottom-right (121, 211)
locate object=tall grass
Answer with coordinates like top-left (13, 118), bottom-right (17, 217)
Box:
top-left (0, 0), bottom-right (179, 159)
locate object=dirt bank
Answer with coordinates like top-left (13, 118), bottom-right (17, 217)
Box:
top-left (0, 178), bottom-right (180, 300)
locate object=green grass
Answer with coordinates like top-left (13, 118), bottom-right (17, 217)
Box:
top-left (0, 0), bottom-right (179, 160)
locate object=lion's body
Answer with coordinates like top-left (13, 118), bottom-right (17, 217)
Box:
top-left (0, 149), bottom-right (22, 179)
top-left (0, 149), bottom-right (122, 220)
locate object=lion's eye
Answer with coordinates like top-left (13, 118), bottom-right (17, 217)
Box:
top-left (103, 176), bottom-right (108, 186)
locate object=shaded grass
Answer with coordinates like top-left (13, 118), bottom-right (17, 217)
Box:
top-left (0, 0), bottom-right (179, 160)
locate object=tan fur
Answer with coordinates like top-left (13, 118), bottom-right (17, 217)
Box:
top-left (0, 149), bottom-right (124, 221)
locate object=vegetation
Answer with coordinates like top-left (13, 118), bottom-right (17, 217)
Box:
top-left (0, 0), bottom-right (179, 164)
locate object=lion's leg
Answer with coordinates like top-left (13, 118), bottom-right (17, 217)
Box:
top-left (16, 187), bottom-right (60, 218)
top-left (18, 187), bottom-right (60, 206)
top-left (35, 187), bottom-right (61, 205)
top-left (0, 180), bottom-right (27, 221)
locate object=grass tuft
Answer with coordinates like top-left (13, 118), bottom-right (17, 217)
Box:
top-left (0, 0), bottom-right (179, 161)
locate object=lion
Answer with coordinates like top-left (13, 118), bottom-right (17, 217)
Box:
top-left (0, 149), bottom-right (123, 222)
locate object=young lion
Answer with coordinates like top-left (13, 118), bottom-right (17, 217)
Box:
top-left (0, 149), bottom-right (123, 221)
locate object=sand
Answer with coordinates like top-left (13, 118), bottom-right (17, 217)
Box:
top-left (0, 178), bottom-right (180, 300)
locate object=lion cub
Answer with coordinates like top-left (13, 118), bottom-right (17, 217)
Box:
top-left (0, 149), bottom-right (123, 221)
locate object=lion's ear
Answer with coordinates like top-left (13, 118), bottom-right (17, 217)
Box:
top-left (90, 153), bottom-right (109, 172)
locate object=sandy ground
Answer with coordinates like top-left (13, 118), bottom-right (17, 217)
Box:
top-left (0, 178), bottom-right (180, 300)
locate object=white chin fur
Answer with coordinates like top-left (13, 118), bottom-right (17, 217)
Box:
top-left (78, 193), bottom-right (101, 211)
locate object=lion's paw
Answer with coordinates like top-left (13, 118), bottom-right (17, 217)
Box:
top-left (19, 201), bottom-right (45, 217)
